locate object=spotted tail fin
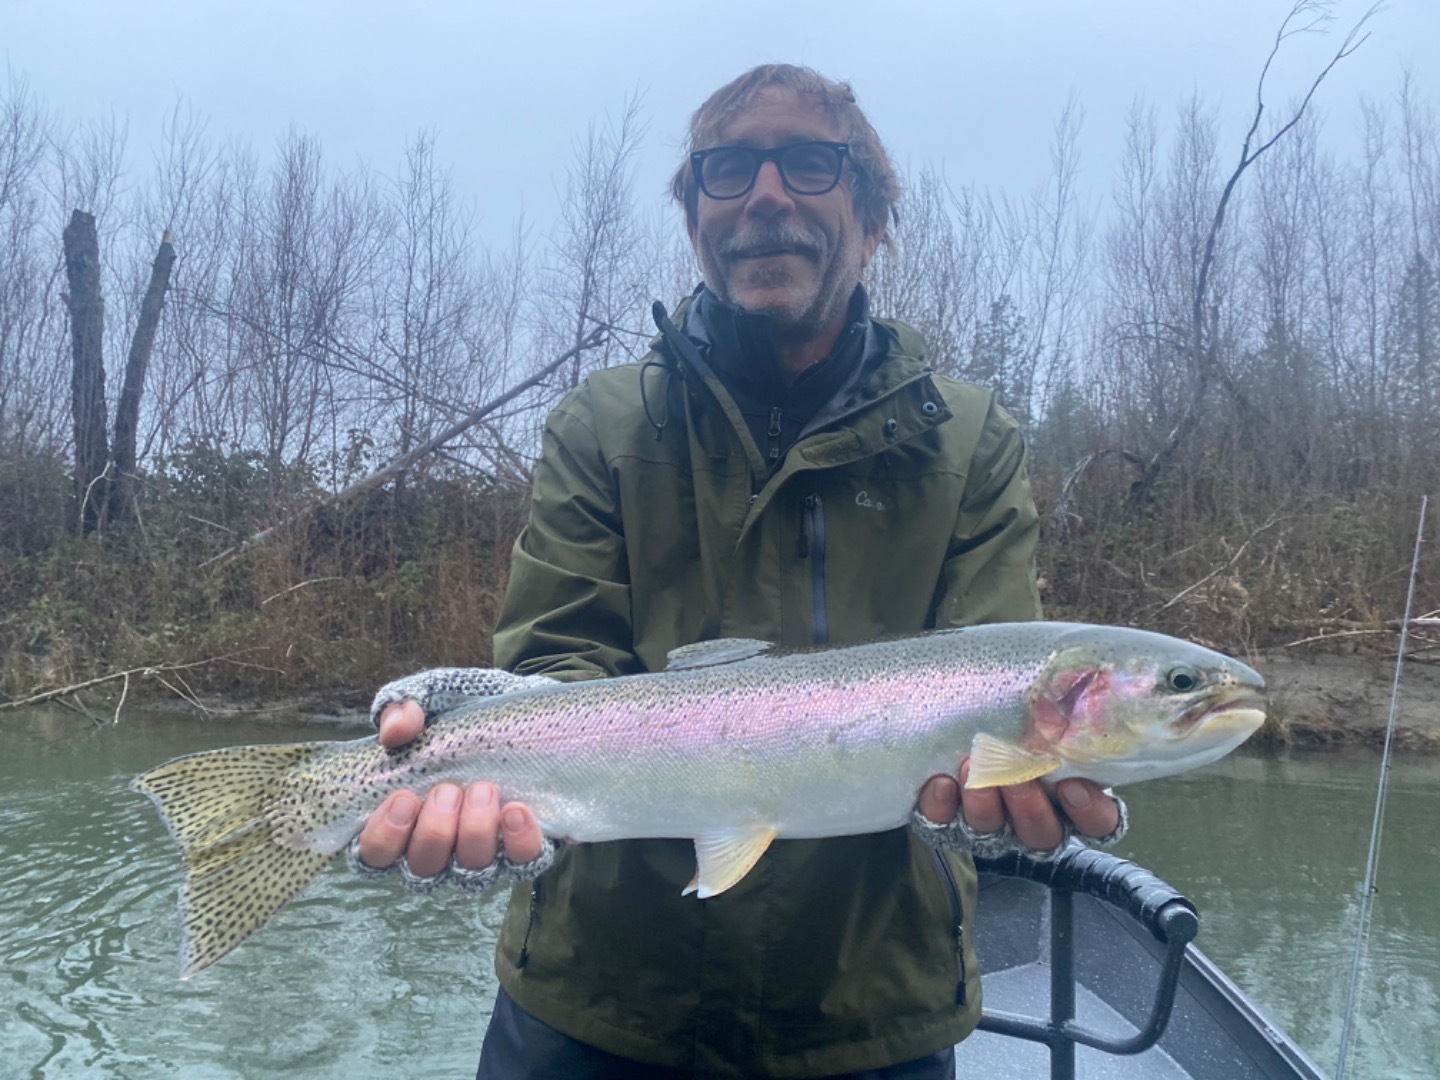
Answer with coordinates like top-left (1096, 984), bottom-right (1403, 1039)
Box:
top-left (132, 742), bottom-right (334, 979)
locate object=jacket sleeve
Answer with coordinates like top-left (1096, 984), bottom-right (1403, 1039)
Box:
top-left (934, 397), bottom-right (1043, 628)
top-left (492, 386), bottom-right (641, 682)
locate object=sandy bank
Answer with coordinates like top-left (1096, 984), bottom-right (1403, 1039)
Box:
top-left (1255, 651), bottom-right (1440, 752)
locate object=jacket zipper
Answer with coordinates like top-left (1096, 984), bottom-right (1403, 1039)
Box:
top-left (767, 406), bottom-right (783, 463)
top-left (797, 493), bottom-right (828, 645)
top-left (515, 878), bottom-right (542, 969)
top-left (929, 848), bottom-right (968, 1005)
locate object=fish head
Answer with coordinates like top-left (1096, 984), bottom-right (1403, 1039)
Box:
top-left (1025, 627), bottom-right (1267, 786)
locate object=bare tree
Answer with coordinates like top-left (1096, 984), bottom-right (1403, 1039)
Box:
top-left (0, 73), bottom-right (60, 454)
top-left (541, 97), bottom-right (646, 390)
top-left (1398, 72), bottom-right (1440, 261)
top-left (867, 167), bottom-right (980, 375)
top-left (1348, 99), bottom-right (1404, 419)
top-left (982, 97), bottom-right (1093, 421)
top-left (225, 131), bottom-right (383, 482)
top-left (1126, 0), bottom-right (1377, 512)
top-left (51, 112), bottom-right (126, 240)
top-left (366, 132), bottom-right (478, 462)
top-left (133, 101), bottom-right (222, 462)
top-left (871, 101), bottom-right (1091, 427)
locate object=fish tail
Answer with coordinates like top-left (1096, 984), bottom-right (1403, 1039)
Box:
top-left (132, 742), bottom-right (336, 978)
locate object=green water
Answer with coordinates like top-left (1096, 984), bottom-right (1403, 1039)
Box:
top-left (1114, 752), bottom-right (1440, 1080)
top-left (1, 706), bottom-right (1436, 1078)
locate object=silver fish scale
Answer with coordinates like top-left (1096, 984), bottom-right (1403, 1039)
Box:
top-left (282, 624), bottom-right (1069, 849)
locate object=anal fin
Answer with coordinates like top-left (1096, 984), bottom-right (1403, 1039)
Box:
top-left (683, 826), bottom-right (778, 898)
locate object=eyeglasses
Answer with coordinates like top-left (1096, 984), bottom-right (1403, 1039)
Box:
top-left (690, 141), bottom-right (852, 200)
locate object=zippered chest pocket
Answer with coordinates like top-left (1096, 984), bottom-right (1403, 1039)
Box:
top-left (928, 848), bottom-right (969, 1005)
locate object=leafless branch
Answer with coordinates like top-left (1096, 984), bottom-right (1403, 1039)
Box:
top-left (1050, 448), bottom-right (1146, 539)
top-left (0, 650), bottom-right (271, 713)
top-left (200, 326), bottom-right (608, 567)
top-left (113, 671), bottom-right (130, 724)
top-left (260, 577), bottom-right (343, 606)
top-left (1155, 514), bottom-right (1285, 612)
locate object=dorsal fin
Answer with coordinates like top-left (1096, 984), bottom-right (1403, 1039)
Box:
top-left (664, 638), bottom-right (773, 671)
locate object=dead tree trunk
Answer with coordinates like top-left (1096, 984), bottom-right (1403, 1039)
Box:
top-left (110, 230), bottom-right (177, 522)
top-left (63, 210), bottom-right (110, 534)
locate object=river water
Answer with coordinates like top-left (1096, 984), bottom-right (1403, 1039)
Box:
top-left (1, 705), bottom-right (1436, 1078)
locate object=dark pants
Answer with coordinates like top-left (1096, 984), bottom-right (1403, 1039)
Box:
top-left (477, 988), bottom-right (957, 1080)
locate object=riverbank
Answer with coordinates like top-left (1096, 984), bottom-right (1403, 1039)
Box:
top-left (1254, 650), bottom-right (1440, 752)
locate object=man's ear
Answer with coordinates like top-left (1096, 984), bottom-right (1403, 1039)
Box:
top-left (858, 227), bottom-right (883, 272)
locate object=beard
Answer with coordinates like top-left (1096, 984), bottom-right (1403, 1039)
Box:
top-left (696, 217), bottom-right (864, 341)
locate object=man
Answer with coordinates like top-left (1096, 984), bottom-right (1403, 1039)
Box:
top-left (356, 65), bottom-right (1122, 1079)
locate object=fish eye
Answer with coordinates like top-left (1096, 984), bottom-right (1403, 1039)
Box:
top-left (1165, 665), bottom-right (1201, 693)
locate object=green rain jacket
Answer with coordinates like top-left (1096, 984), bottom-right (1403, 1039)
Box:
top-left (491, 292), bottom-right (1042, 1078)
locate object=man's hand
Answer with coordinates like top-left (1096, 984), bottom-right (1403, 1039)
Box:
top-left (916, 757), bottom-right (1120, 853)
top-left (356, 700), bottom-right (546, 876)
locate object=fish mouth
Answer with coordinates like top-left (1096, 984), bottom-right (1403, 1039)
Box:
top-left (1177, 688), bottom-right (1267, 735)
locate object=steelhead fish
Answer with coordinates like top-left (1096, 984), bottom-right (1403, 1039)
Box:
top-left (133, 622), bottom-right (1266, 977)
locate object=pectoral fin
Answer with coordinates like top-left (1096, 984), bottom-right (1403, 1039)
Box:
top-left (965, 732), bottom-right (1062, 788)
top-left (683, 826), bottom-right (779, 898)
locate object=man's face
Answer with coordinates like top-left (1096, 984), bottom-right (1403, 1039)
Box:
top-left (687, 86), bottom-right (881, 340)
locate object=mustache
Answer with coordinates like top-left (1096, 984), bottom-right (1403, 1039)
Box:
top-left (718, 222), bottom-right (824, 259)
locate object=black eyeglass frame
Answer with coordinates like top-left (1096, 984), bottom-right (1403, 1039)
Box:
top-left (690, 141), bottom-right (853, 201)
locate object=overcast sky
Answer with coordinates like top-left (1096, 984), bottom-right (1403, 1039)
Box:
top-left (6, 0), bottom-right (1438, 254)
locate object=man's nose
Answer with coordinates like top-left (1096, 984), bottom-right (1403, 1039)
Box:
top-left (745, 160), bottom-right (794, 215)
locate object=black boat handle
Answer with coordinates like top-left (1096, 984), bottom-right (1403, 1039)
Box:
top-left (975, 846), bottom-right (1199, 943)
top-left (973, 848), bottom-right (1200, 1078)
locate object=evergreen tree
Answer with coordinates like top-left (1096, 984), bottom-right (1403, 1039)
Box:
top-left (1391, 251), bottom-right (1439, 422)
top-left (968, 295), bottom-right (1029, 422)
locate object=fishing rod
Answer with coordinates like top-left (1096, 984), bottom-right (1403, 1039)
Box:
top-left (1333, 494), bottom-right (1430, 1080)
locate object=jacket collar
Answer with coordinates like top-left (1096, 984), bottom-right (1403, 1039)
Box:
top-left (679, 284), bottom-right (872, 408)
top-left (646, 287), bottom-right (948, 473)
